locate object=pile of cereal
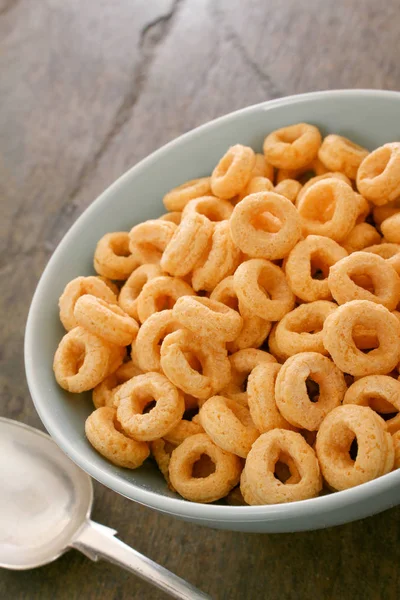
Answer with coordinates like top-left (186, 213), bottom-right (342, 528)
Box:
top-left (53, 124), bottom-right (400, 505)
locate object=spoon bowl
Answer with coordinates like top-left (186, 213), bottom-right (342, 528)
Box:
top-left (0, 417), bottom-right (92, 570)
top-left (0, 418), bottom-right (210, 600)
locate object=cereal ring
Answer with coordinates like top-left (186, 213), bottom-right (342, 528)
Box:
top-left (118, 264), bottom-right (163, 321)
top-left (323, 300), bottom-right (400, 376)
top-left (53, 326), bottom-right (115, 393)
top-left (363, 242), bottom-right (400, 259)
top-left (381, 213), bottom-right (400, 244)
top-left (172, 296), bottom-right (243, 342)
top-left (59, 276), bottom-right (118, 331)
top-left (263, 123), bottom-right (321, 170)
top-left (275, 157), bottom-right (329, 184)
top-left (298, 178), bottom-right (359, 241)
top-left (150, 438), bottom-right (176, 490)
top-left (295, 172), bottom-right (351, 206)
top-left (135, 309), bottom-right (180, 372)
top-left (94, 232), bottom-right (140, 280)
top-left (221, 348), bottom-right (276, 406)
top-left (182, 196), bottom-right (233, 221)
top-left (210, 276), bottom-right (271, 352)
top-left (315, 405), bottom-right (392, 490)
top-left (129, 220), bottom-right (177, 264)
top-left (74, 295), bottom-right (139, 346)
top-left (241, 429), bottom-right (322, 504)
top-left (163, 177), bottom-right (212, 211)
top-left (163, 419), bottom-right (204, 446)
top-left (160, 214), bottom-right (214, 277)
top-left (236, 176), bottom-right (274, 203)
top-left (85, 406), bottom-right (149, 469)
top-left (357, 143), bottom-right (400, 205)
top-left (251, 153), bottom-right (274, 181)
top-left (247, 363), bottom-right (295, 432)
top-left (160, 329), bottom-right (231, 399)
top-left (341, 223), bottom-right (381, 253)
top-left (159, 212), bottom-right (182, 225)
top-left (211, 144), bottom-right (256, 199)
top-left (136, 275), bottom-right (195, 323)
top-left (343, 375), bottom-right (400, 434)
top-left (199, 396), bottom-right (259, 458)
top-left (275, 352), bottom-right (346, 431)
top-left (274, 179), bottom-right (302, 203)
top-left (373, 202), bottom-right (400, 226)
top-left (272, 301), bottom-right (337, 359)
top-left (230, 192), bottom-right (301, 260)
top-left (234, 259), bottom-right (295, 321)
top-left (191, 220), bottom-right (241, 292)
top-left (115, 372), bottom-right (185, 441)
top-left (285, 235), bottom-right (347, 302)
top-left (393, 431), bottom-right (400, 469)
top-left (328, 251), bottom-right (400, 311)
top-left (169, 433), bottom-right (242, 502)
top-left (318, 134), bottom-right (369, 179)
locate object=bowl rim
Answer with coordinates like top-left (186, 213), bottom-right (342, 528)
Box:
top-left (25, 89), bottom-right (400, 522)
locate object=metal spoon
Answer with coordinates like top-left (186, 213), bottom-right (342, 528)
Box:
top-left (0, 417), bottom-right (211, 600)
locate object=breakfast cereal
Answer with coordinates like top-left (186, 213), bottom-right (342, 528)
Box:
top-left (52, 124), bottom-right (400, 505)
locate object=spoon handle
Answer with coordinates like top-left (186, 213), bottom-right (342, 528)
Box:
top-left (71, 520), bottom-right (212, 600)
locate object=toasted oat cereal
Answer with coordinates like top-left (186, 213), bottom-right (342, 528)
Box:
top-left (199, 395), bottom-right (259, 458)
top-left (211, 144), bottom-right (255, 199)
top-left (169, 433), bottom-right (242, 502)
top-left (85, 406), bottom-right (150, 469)
top-left (115, 372), bottom-right (185, 441)
top-left (241, 429), bottom-right (322, 504)
top-left (318, 134), bottom-right (369, 180)
top-left (357, 143), bottom-right (400, 205)
top-left (94, 232), bottom-right (139, 280)
top-left (315, 405), bottom-right (393, 490)
top-left (230, 192), bottom-right (301, 259)
top-left (275, 352), bottom-right (346, 431)
top-left (323, 300), bottom-right (400, 376)
top-left (263, 123), bottom-right (321, 170)
top-left (54, 125), bottom-right (400, 506)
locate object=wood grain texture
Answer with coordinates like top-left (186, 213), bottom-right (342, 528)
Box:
top-left (1, 0), bottom-right (400, 598)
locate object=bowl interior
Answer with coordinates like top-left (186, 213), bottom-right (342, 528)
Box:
top-left (25, 90), bottom-right (400, 526)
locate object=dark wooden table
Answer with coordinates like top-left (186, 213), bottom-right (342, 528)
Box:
top-left (1, 1), bottom-right (400, 598)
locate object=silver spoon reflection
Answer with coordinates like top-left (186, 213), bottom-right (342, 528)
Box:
top-left (0, 417), bottom-right (210, 600)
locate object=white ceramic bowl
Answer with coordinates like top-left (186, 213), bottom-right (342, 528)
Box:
top-left (25, 90), bottom-right (400, 532)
